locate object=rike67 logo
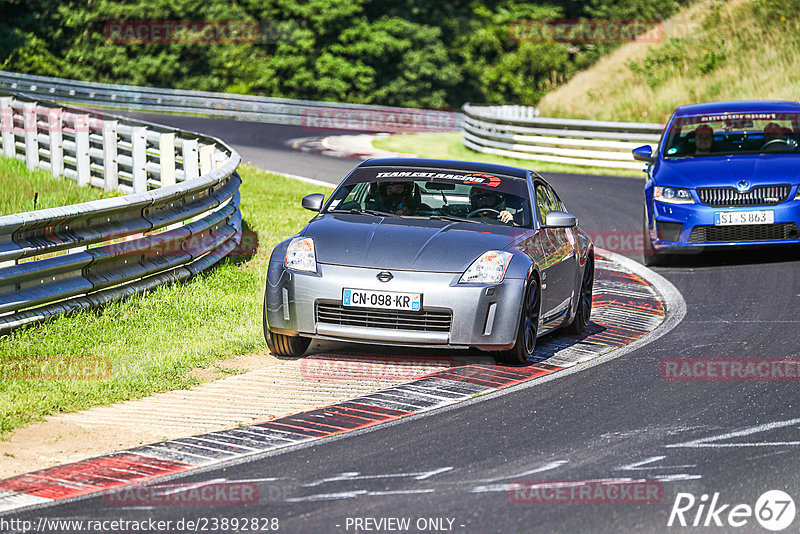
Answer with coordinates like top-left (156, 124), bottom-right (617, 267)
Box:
top-left (668, 490), bottom-right (796, 531)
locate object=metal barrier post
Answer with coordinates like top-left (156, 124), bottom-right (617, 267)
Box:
top-left (75, 113), bottom-right (91, 186)
top-left (199, 143), bottom-right (214, 175)
top-left (182, 138), bottom-right (199, 181)
top-left (0, 96), bottom-right (13, 158)
top-left (131, 126), bottom-right (147, 192)
top-left (23, 102), bottom-right (38, 169)
top-left (159, 132), bottom-right (176, 187)
top-left (47, 107), bottom-right (63, 177)
top-left (102, 119), bottom-right (118, 191)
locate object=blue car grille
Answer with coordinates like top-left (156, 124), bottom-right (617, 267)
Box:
top-left (688, 223), bottom-right (800, 243)
top-left (697, 185), bottom-right (791, 207)
top-left (315, 302), bottom-right (452, 332)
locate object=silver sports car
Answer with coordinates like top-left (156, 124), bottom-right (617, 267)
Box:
top-left (263, 158), bottom-right (594, 364)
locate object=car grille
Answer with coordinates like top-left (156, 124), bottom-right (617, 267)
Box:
top-left (697, 185), bottom-right (791, 207)
top-left (315, 303), bottom-right (452, 333)
top-left (688, 223), bottom-right (800, 243)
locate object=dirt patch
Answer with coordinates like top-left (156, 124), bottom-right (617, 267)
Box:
top-left (187, 351), bottom-right (282, 381)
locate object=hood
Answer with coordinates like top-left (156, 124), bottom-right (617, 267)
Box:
top-left (304, 214), bottom-right (526, 272)
top-left (655, 154), bottom-right (800, 189)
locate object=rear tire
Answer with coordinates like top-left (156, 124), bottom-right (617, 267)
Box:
top-left (564, 256), bottom-right (594, 334)
top-left (496, 276), bottom-right (540, 365)
top-left (263, 292), bottom-right (310, 357)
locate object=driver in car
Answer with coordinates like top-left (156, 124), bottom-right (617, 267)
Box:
top-left (469, 187), bottom-right (518, 225)
top-left (763, 122), bottom-right (785, 143)
top-left (377, 181), bottom-right (418, 216)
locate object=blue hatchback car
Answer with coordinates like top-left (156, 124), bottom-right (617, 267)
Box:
top-left (633, 100), bottom-right (800, 265)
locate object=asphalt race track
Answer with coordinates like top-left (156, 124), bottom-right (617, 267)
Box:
top-left (5, 116), bottom-right (800, 533)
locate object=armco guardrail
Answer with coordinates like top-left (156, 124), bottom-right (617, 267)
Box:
top-left (0, 91), bottom-right (241, 333)
top-left (0, 70), bottom-right (461, 133)
top-left (462, 104), bottom-right (664, 170)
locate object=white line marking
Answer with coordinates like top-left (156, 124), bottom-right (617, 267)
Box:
top-left (302, 467), bottom-right (454, 488)
top-left (261, 169), bottom-right (335, 189)
top-left (666, 417), bottom-right (800, 448)
top-left (285, 490), bottom-right (368, 502)
top-left (619, 456), bottom-right (696, 470)
top-left (484, 460), bottom-right (568, 482)
top-left (471, 478), bottom-right (642, 494)
top-left (367, 489), bottom-right (436, 496)
top-left (0, 492), bottom-right (52, 513)
top-left (652, 474), bottom-right (703, 482)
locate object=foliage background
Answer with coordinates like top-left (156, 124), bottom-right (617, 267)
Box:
top-left (0, 0), bottom-right (687, 109)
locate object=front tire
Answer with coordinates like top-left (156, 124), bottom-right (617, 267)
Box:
top-left (496, 276), bottom-right (540, 365)
top-left (266, 330), bottom-right (310, 357)
top-left (263, 292), bottom-right (310, 357)
top-left (564, 256), bottom-right (593, 334)
top-left (643, 209), bottom-right (665, 267)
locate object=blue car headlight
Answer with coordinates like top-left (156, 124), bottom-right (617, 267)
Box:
top-left (795, 186), bottom-right (800, 200)
top-left (655, 186), bottom-right (694, 204)
top-left (460, 251), bottom-right (512, 284)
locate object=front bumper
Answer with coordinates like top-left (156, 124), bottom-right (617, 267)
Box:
top-left (650, 195), bottom-right (800, 249)
top-left (265, 261), bottom-right (526, 350)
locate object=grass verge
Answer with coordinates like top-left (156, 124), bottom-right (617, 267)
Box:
top-left (537, 0), bottom-right (800, 123)
top-left (0, 156), bottom-right (109, 215)
top-left (0, 165), bottom-right (329, 436)
top-left (373, 132), bottom-right (643, 178)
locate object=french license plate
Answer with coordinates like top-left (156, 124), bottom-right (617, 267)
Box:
top-left (342, 288), bottom-right (421, 311)
top-left (714, 210), bottom-right (774, 226)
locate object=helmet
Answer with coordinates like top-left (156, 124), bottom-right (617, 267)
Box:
top-left (469, 187), bottom-right (505, 211)
top-left (378, 181), bottom-right (414, 211)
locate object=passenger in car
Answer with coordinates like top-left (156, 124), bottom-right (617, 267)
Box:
top-left (376, 181), bottom-right (420, 216)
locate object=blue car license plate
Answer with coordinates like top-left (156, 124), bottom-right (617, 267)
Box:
top-left (714, 210), bottom-right (774, 226)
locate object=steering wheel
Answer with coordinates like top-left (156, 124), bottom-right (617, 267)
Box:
top-left (467, 208), bottom-right (501, 218)
top-left (761, 138), bottom-right (797, 152)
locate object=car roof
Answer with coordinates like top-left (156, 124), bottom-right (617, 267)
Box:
top-left (357, 158), bottom-right (530, 180)
top-left (673, 100), bottom-right (800, 118)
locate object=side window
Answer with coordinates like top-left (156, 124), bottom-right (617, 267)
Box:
top-left (549, 186), bottom-right (566, 212)
top-left (534, 182), bottom-right (555, 224)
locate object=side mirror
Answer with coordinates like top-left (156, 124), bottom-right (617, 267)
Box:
top-left (302, 193), bottom-right (325, 212)
top-left (544, 210), bottom-right (577, 228)
top-left (632, 145), bottom-right (656, 163)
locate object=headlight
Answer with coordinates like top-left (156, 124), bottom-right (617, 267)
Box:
top-left (795, 186), bottom-right (800, 200)
top-left (460, 251), bottom-right (512, 284)
top-left (654, 186), bottom-right (694, 204)
top-left (285, 237), bottom-right (316, 272)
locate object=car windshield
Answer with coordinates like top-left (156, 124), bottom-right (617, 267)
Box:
top-left (325, 168), bottom-right (533, 228)
top-left (663, 112), bottom-right (800, 158)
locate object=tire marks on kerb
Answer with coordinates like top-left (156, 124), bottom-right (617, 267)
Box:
top-left (0, 250), bottom-right (668, 514)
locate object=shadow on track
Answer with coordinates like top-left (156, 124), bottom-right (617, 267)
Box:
top-left (649, 244), bottom-right (800, 269)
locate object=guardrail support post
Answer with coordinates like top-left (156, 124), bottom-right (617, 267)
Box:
top-left (131, 126), bottom-right (147, 193)
top-left (0, 97), bottom-right (14, 158)
top-left (199, 144), bottom-right (214, 175)
top-left (182, 138), bottom-right (199, 181)
top-left (75, 113), bottom-right (91, 186)
top-left (102, 120), bottom-right (118, 191)
top-left (159, 132), bottom-right (176, 187)
top-left (47, 108), bottom-right (64, 178)
top-left (214, 150), bottom-right (226, 171)
top-left (23, 103), bottom-right (38, 170)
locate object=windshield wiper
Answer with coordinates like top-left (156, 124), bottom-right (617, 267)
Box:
top-left (427, 214), bottom-right (479, 224)
top-left (329, 208), bottom-right (398, 217)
